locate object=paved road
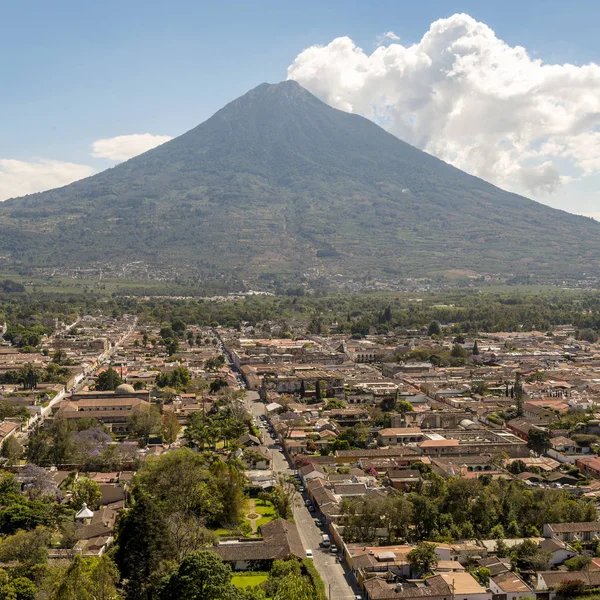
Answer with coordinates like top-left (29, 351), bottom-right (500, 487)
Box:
top-left (293, 500), bottom-right (357, 600)
top-left (243, 391), bottom-right (358, 599)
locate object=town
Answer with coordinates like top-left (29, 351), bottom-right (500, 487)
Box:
top-left (1, 295), bottom-right (600, 599)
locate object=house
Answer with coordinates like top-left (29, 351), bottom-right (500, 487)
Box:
top-left (543, 522), bottom-right (600, 542)
top-left (237, 433), bottom-right (261, 447)
top-left (576, 456), bottom-right (600, 479)
top-left (550, 436), bottom-right (579, 454)
top-left (212, 518), bottom-right (304, 571)
top-left (377, 428), bottom-right (425, 445)
top-left (437, 572), bottom-right (490, 600)
top-left (536, 571), bottom-right (600, 599)
top-left (242, 446), bottom-right (271, 470)
top-left (477, 556), bottom-right (511, 576)
top-left (335, 447), bottom-right (419, 466)
top-left (363, 573), bottom-right (453, 600)
top-left (538, 538), bottom-right (577, 566)
top-left (385, 468), bottom-right (422, 490)
top-left (0, 420), bottom-right (19, 443)
top-left (489, 572), bottom-right (532, 600)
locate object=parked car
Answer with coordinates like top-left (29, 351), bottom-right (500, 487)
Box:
top-left (305, 549), bottom-right (313, 559)
top-left (330, 544), bottom-right (339, 553)
top-left (308, 505), bottom-right (315, 512)
top-left (305, 499), bottom-right (312, 506)
top-left (315, 519), bottom-right (324, 527)
top-left (299, 486), bottom-right (305, 493)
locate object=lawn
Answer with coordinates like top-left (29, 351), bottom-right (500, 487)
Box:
top-left (231, 573), bottom-right (269, 589)
top-left (252, 499), bottom-right (277, 529)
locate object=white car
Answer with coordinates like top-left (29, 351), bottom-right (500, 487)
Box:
top-left (305, 549), bottom-right (313, 559)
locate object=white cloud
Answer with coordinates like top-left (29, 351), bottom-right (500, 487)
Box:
top-left (376, 31), bottom-right (400, 45)
top-left (91, 133), bottom-right (173, 161)
top-left (0, 159), bottom-right (96, 201)
top-left (287, 14), bottom-right (600, 196)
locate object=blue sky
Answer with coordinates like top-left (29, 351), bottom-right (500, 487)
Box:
top-left (2, 0), bottom-right (600, 214)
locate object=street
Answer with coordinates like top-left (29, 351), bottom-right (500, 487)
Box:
top-left (243, 391), bottom-right (358, 600)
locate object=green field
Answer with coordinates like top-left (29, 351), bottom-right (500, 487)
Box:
top-left (252, 499), bottom-right (277, 529)
top-left (231, 573), bottom-right (269, 589)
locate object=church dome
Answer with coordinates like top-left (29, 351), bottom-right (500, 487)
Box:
top-left (115, 383), bottom-right (136, 394)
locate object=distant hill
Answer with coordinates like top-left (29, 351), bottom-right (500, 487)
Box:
top-left (1, 80), bottom-right (599, 284)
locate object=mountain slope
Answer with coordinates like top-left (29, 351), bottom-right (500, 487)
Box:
top-left (1, 80), bottom-right (599, 283)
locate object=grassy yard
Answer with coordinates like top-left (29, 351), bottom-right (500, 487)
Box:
top-left (231, 573), bottom-right (269, 589)
top-left (252, 499), bottom-right (277, 529)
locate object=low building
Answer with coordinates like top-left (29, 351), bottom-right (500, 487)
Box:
top-left (489, 571), bottom-right (532, 600)
top-left (212, 518), bottom-right (304, 571)
top-left (543, 522), bottom-right (600, 542)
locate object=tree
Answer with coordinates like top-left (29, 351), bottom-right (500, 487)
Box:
top-left (472, 340), bottom-right (480, 355)
top-left (514, 371), bottom-right (524, 417)
top-left (473, 567), bottom-right (490, 586)
top-left (128, 405), bottom-right (162, 447)
top-left (18, 364), bottom-right (39, 390)
top-left (407, 542), bottom-right (438, 576)
top-left (52, 349), bottom-right (67, 365)
top-left (428, 321), bottom-right (441, 336)
top-left (134, 449), bottom-right (222, 521)
top-left (115, 491), bottom-right (174, 600)
top-left (171, 318), bottom-right (187, 336)
top-left (565, 555), bottom-right (592, 571)
top-left (204, 356), bottom-right (225, 372)
top-left (507, 460), bottom-right (527, 475)
top-left (274, 573), bottom-right (315, 600)
top-left (162, 412), bottom-right (181, 445)
top-left (166, 512), bottom-right (216, 562)
top-left (95, 367), bottom-right (123, 391)
top-left (0, 525), bottom-right (51, 566)
top-left (0, 569), bottom-right (36, 600)
top-left (554, 580), bottom-right (585, 598)
top-left (451, 343), bottom-right (467, 358)
top-left (164, 338), bottom-right (180, 356)
top-left (1, 436), bottom-right (22, 466)
top-left (495, 539), bottom-right (509, 558)
top-left (528, 428), bottom-right (551, 455)
top-left (49, 554), bottom-right (120, 600)
top-left (70, 477), bottom-right (101, 510)
top-left (209, 379), bottom-right (228, 394)
top-left (158, 551), bottom-right (237, 600)
top-left (397, 400), bottom-right (415, 415)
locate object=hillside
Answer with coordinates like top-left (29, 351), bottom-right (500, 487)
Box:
top-left (1, 80), bottom-right (599, 284)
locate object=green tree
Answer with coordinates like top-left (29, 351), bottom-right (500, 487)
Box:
top-left (274, 573), bottom-right (314, 600)
top-left (158, 551), bottom-right (237, 600)
top-left (162, 412), bottom-right (181, 445)
top-left (95, 367), bottom-right (123, 391)
top-left (0, 526), bottom-right (51, 566)
top-left (70, 477), bottom-right (101, 511)
top-left (209, 379), bottom-right (228, 394)
top-left (115, 491), bottom-right (173, 600)
top-left (514, 371), bottom-right (524, 417)
top-left (565, 555), bottom-right (592, 571)
top-left (397, 400), bottom-right (415, 415)
top-left (407, 542), bottom-right (438, 576)
top-left (527, 428), bottom-right (551, 455)
top-left (164, 338), bottom-right (180, 356)
top-left (428, 321), bottom-right (441, 336)
top-left (49, 554), bottom-right (119, 600)
top-left (128, 405), bottom-right (162, 447)
top-left (1, 436), bottom-right (22, 466)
